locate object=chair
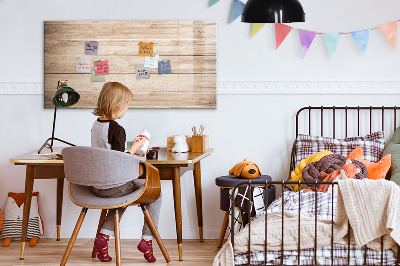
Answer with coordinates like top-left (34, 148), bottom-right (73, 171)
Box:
top-left (60, 146), bottom-right (171, 265)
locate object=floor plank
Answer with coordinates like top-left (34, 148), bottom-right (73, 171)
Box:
top-left (0, 239), bottom-right (221, 265)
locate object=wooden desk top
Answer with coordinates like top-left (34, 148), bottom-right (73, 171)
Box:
top-left (10, 147), bottom-right (214, 166)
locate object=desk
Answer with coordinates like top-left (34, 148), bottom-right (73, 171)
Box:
top-left (10, 147), bottom-right (213, 261)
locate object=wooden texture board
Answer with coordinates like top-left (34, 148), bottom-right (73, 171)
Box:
top-left (44, 21), bottom-right (217, 109)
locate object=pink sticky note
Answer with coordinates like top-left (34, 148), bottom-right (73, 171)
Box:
top-left (94, 60), bottom-right (109, 76)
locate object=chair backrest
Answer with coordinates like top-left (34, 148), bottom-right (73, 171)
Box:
top-left (62, 146), bottom-right (145, 187)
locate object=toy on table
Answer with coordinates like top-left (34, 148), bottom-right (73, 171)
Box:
top-left (1, 192), bottom-right (44, 247)
top-left (172, 135), bottom-right (189, 153)
top-left (229, 159), bottom-right (261, 179)
top-left (135, 129), bottom-right (150, 155)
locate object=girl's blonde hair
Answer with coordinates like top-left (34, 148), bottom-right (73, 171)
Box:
top-left (93, 82), bottom-right (133, 120)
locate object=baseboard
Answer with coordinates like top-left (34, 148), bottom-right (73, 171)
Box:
top-left (1, 81), bottom-right (400, 95)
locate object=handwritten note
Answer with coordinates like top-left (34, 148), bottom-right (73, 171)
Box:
top-left (94, 60), bottom-right (109, 76)
top-left (85, 41), bottom-right (98, 55)
top-left (144, 55), bottom-right (159, 68)
top-left (158, 60), bottom-right (172, 75)
top-left (136, 65), bottom-right (150, 79)
top-left (91, 68), bottom-right (105, 82)
top-left (138, 42), bottom-right (154, 56)
top-left (76, 58), bottom-right (91, 73)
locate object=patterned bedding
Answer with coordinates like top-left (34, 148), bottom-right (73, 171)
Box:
top-left (234, 191), bottom-right (397, 265)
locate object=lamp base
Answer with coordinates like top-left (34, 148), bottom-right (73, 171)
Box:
top-left (38, 137), bottom-right (76, 154)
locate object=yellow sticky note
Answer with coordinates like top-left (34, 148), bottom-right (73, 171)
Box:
top-left (138, 42), bottom-right (154, 56)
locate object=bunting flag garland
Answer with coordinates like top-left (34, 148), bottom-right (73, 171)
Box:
top-left (251, 23), bottom-right (266, 38)
top-left (298, 29), bottom-right (317, 58)
top-left (323, 33), bottom-right (341, 58)
top-left (209, 0), bottom-right (220, 8)
top-left (275, 23), bottom-right (293, 49)
top-left (229, 0), bottom-right (245, 24)
top-left (351, 29), bottom-right (370, 55)
top-left (378, 21), bottom-right (398, 50)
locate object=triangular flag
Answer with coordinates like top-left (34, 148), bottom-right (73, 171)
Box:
top-left (209, 0), bottom-right (220, 7)
top-left (251, 23), bottom-right (266, 38)
top-left (378, 21), bottom-right (398, 50)
top-left (323, 33), bottom-right (341, 58)
top-left (229, 0), bottom-right (245, 24)
top-left (275, 23), bottom-right (293, 49)
top-left (351, 29), bottom-right (370, 55)
top-left (298, 29), bottom-right (317, 58)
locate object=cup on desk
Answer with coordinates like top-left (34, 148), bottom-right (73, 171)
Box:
top-left (146, 149), bottom-right (158, 160)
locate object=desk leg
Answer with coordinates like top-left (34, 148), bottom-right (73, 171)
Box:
top-left (193, 161), bottom-right (203, 242)
top-left (172, 167), bottom-right (183, 261)
top-left (56, 178), bottom-right (64, 241)
top-left (20, 165), bottom-right (35, 259)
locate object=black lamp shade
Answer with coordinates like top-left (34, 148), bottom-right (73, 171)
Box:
top-left (241, 0), bottom-right (305, 23)
top-left (52, 83), bottom-right (80, 107)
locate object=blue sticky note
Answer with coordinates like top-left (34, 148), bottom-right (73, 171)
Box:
top-left (158, 60), bottom-right (172, 75)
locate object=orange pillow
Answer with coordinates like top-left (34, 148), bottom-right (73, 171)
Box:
top-left (347, 146), bottom-right (391, 180)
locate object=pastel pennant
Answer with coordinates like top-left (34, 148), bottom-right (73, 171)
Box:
top-left (275, 23), bottom-right (293, 49)
top-left (209, 0), bottom-right (220, 7)
top-left (351, 29), bottom-right (370, 55)
top-left (298, 29), bottom-right (317, 58)
top-left (323, 33), bottom-right (341, 58)
top-left (251, 23), bottom-right (266, 38)
top-left (378, 21), bottom-right (398, 50)
top-left (229, 0), bottom-right (245, 24)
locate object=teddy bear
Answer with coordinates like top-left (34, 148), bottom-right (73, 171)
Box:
top-left (1, 192), bottom-right (44, 247)
top-left (172, 135), bottom-right (189, 153)
top-left (229, 159), bottom-right (261, 179)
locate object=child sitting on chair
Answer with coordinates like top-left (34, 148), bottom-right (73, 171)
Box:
top-left (91, 82), bottom-right (162, 263)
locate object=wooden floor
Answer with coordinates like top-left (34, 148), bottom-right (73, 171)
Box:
top-left (0, 239), bottom-right (222, 265)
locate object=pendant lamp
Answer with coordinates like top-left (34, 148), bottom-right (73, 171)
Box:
top-left (38, 80), bottom-right (80, 154)
top-left (241, 0), bottom-right (305, 23)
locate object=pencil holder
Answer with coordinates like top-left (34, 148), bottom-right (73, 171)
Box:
top-left (191, 135), bottom-right (209, 153)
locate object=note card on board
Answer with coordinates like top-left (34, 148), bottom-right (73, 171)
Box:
top-left (136, 65), bottom-right (150, 79)
top-left (158, 60), bottom-right (172, 75)
top-left (144, 55), bottom-right (159, 68)
top-left (94, 60), bottom-right (109, 76)
top-left (85, 41), bottom-right (98, 55)
top-left (91, 68), bottom-right (105, 82)
top-left (76, 58), bottom-right (91, 73)
top-left (138, 42), bottom-right (154, 56)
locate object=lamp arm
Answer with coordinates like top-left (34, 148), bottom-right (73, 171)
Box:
top-left (50, 104), bottom-right (57, 148)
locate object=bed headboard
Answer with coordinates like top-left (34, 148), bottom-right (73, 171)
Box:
top-left (290, 106), bottom-right (400, 179)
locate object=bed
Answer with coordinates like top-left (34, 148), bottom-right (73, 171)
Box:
top-left (214, 106), bottom-right (400, 266)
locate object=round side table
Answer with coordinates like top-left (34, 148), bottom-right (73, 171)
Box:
top-left (215, 175), bottom-right (275, 248)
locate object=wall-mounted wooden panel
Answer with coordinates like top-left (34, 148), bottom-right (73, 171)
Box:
top-left (44, 21), bottom-right (217, 109)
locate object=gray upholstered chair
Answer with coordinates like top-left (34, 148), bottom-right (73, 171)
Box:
top-left (60, 146), bottom-right (171, 265)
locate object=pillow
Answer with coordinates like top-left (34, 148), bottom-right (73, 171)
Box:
top-left (382, 126), bottom-right (400, 184)
top-left (348, 146), bottom-right (391, 180)
top-left (295, 131), bottom-right (385, 167)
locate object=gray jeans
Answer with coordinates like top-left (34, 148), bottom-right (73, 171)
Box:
top-left (92, 180), bottom-right (162, 240)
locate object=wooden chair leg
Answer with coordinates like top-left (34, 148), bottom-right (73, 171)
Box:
top-left (114, 210), bottom-right (121, 266)
top-left (141, 205), bottom-right (171, 263)
top-left (60, 208), bottom-right (88, 266)
top-left (217, 211), bottom-right (230, 248)
top-left (91, 209), bottom-right (108, 258)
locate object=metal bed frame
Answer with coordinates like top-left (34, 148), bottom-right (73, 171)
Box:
top-left (230, 106), bottom-right (400, 266)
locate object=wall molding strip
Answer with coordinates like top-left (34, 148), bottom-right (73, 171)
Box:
top-left (1, 81), bottom-right (400, 95)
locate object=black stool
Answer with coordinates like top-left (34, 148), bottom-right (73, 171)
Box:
top-left (215, 175), bottom-right (275, 248)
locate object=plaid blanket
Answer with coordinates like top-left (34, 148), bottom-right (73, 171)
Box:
top-left (234, 191), bottom-right (397, 265)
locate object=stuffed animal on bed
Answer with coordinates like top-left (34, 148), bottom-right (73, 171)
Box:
top-left (1, 192), bottom-right (44, 247)
top-left (229, 159), bottom-right (261, 179)
top-left (317, 160), bottom-right (360, 193)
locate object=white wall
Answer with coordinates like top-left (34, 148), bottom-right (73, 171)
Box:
top-left (1, 0), bottom-right (400, 240)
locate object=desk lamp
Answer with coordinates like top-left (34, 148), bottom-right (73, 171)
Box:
top-left (241, 0), bottom-right (305, 23)
top-left (38, 80), bottom-right (80, 154)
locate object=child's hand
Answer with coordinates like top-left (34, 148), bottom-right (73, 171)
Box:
top-left (134, 148), bottom-right (149, 157)
top-left (128, 137), bottom-right (147, 155)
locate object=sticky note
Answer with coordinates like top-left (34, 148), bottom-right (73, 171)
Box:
top-left (85, 41), bottom-right (98, 55)
top-left (144, 55), bottom-right (159, 68)
top-left (76, 58), bottom-right (91, 73)
top-left (94, 60), bottom-right (109, 76)
top-left (158, 60), bottom-right (172, 75)
top-left (138, 42), bottom-right (154, 56)
top-left (136, 65), bottom-right (150, 79)
top-left (91, 68), bottom-right (105, 82)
